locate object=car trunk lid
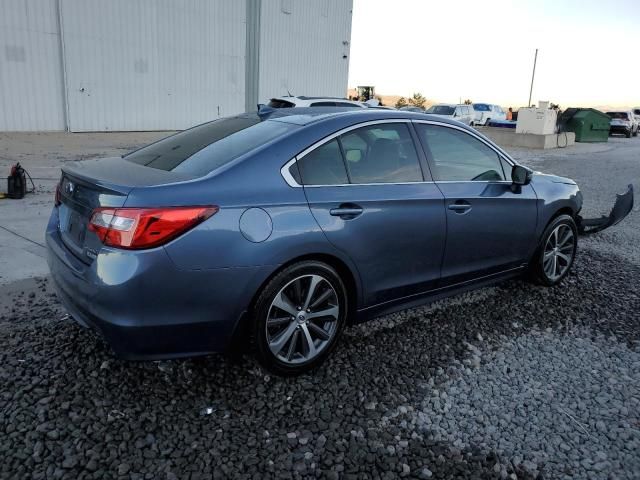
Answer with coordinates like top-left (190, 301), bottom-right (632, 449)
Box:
top-left (57, 157), bottom-right (196, 262)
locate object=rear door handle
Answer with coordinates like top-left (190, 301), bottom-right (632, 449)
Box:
top-left (448, 201), bottom-right (472, 214)
top-left (330, 204), bottom-right (363, 218)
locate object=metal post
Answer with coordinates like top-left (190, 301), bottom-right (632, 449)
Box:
top-left (528, 48), bottom-right (538, 108)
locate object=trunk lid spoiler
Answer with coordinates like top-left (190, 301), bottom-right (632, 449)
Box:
top-left (578, 184), bottom-right (634, 235)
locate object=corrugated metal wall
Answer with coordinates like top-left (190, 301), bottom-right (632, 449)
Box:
top-left (0, 0), bottom-right (66, 131)
top-left (60, 0), bottom-right (246, 132)
top-left (0, 0), bottom-right (352, 132)
top-left (258, 0), bottom-right (352, 101)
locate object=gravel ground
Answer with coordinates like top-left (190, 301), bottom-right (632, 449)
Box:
top-left (412, 330), bottom-right (640, 479)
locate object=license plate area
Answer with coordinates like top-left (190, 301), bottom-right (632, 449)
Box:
top-left (59, 203), bottom-right (88, 249)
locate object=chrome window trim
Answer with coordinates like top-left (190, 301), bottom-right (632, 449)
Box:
top-left (279, 119), bottom-right (517, 188)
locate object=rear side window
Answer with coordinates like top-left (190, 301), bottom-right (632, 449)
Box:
top-left (125, 116), bottom-right (296, 176)
top-left (268, 99), bottom-right (296, 108)
top-left (416, 124), bottom-right (505, 182)
top-left (295, 139), bottom-right (348, 185)
top-left (340, 124), bottom-right (423, 184)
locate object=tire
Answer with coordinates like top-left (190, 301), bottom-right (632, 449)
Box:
top-left (626, 129), bottom-right (631, 138)
top-left (485, 118), bottom-right (491, 126)
top-left (634, 127), bottom-right (638, 137)
top-left (251, 261), bottom-right (348, 376)
top-left (529, 214), bottom-right (578, 286)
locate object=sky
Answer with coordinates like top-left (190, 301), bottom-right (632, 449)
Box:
top-left (348, 0), bottom-right (640, 108)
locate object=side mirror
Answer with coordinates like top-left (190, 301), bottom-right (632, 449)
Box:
top-left (512, 164), bottom-right (533, 185)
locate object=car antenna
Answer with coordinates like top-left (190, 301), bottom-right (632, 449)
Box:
top-left (286, 89), bottom-right (293, 97)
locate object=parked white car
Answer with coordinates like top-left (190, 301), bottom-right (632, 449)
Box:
top-left (606, 110), bottom-right (638, 138)
top-left (426, 104), bottom-right (475, 125)
top-left (472, 103), bottom-right (507, 126)
top-left (267, 96), bottom-right (366, 109)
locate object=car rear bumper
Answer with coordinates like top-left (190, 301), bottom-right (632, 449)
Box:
top-left (45, 208), bottom-right (274, 360)
top-left (609, 125), bottom-right (631, 134)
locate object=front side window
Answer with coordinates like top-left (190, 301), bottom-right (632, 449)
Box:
top-left (340, 124), bottom-right (423, 184)
top-left (416, 124), bottom-right (505, 182)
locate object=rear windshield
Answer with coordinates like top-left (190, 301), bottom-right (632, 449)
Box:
top-left (125, 116), bottom-right (297, 176)
top-left (634, 109), bottom-right (640, 115)
top-left (268, 99), bottom-right (295, 108)
top-left (473, 104), bottom-right (490, 111)
top-left (607, 112), bottom-right (629, 120)
top-left (428, 105), bottom-right (455, 115)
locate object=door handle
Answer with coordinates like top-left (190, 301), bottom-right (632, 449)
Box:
top-left (448, 201), bottom-right (472, 214)
top-left (330, 204), bottom-right (363, 218)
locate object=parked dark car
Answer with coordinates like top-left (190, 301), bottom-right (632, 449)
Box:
top-left (48, 108), bottom-right (619, 375)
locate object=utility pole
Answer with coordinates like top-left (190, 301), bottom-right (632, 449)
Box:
top-left (528, 48), bottom-right (538, 108)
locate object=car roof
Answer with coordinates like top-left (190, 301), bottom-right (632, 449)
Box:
top-left (259, 107), bottom-right (472, 128)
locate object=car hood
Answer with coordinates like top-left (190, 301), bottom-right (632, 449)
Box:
top-left (532, 172), bottom-right (577, 186)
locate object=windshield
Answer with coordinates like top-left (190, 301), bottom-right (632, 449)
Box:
top-left (125, 116), bottom-right (297, 176)
top-left (607, 112), bottom-right (629, 120)
top-left (428, 105), bottom-right (455, 115)
top-left (473, 104), bottom-right (490, 111)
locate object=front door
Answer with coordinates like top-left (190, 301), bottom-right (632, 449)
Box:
top-left (414, 122), bottom-right (538, 284)
top-left (294, 121), bottom-right (447, 306)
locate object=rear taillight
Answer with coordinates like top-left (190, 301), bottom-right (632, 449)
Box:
top-left (88, 206), bottom-right (218, 249)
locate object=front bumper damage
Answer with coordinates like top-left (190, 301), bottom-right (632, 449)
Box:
top-left (577, 184), bottom-right (634, 235)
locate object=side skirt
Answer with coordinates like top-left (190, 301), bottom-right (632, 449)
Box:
top-left (353, 266), bottom-right (526, 324)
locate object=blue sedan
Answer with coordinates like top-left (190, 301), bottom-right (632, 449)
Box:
top-left (46, 108), bottom-right (630, 375)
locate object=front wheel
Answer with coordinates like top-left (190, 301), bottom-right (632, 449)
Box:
top-left (529, 215), bottom-right (577, 286)
top-left (252, 261), bottom-right (348, 375)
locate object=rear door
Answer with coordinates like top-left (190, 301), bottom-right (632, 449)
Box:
top-left (414, 121), bottom-right (538, 284)
top-left (292, 120), bottom-right (446, 307)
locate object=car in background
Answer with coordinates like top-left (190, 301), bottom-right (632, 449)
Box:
top-left (473, 103), bottom-right (507, 126)
top-left (426, 104), bottom-right (475, 125)
top-left (268, 96), bottom-right (365, 109)
top-left (44, 108), bottom-right (626, 376)
top-left (399, 106), bottom-right (426, 113)
top-left (606, 111), bottom-right (638, 138)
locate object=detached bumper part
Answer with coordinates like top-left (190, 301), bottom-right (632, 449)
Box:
top-left (578, 184), bottom-right (634, 235)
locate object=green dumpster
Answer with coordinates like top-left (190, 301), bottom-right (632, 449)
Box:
top-left (559, 108), bottom-right (610, 142)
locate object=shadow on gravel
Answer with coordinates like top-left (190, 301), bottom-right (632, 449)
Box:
top-left (1, 248), bottom-right (638, 479)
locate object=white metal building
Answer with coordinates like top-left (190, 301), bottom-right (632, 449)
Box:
top-left (0, 0), bottom-right (353, 132)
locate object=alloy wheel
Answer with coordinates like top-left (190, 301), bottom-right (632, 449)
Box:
top-left (265, 274), bottom-right (340, 365)
top-left (543, 224), bottom-right (575, 281)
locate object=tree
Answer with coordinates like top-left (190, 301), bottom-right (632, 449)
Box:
top-left (395, 97), bottom-right (408, 109)
top-left (463, 99), bottom-right (473, 105)
top-left (408, 92), bottom-right (426, 109)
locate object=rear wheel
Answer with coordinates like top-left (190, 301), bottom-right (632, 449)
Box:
top-left (626, 129), bottom-right (632, 138)
top-left (529, 215), bottom-right (577, 286)
top-left (252, 261), bottom-right (347, 375)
